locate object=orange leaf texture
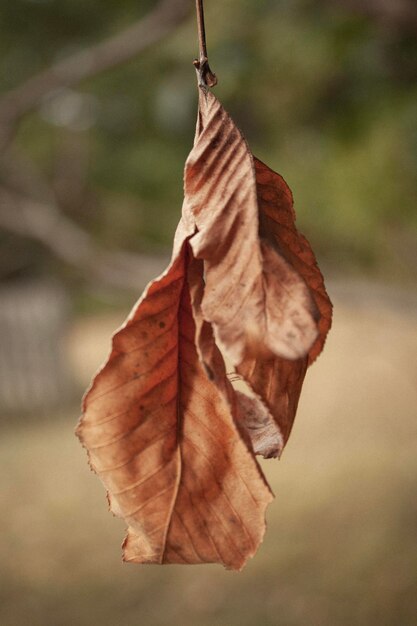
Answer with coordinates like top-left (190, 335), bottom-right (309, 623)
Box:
top-left (77, 86), bottom-right (332, 570)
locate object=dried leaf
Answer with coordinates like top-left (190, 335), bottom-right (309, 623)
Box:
top-left (77, 228), bottom-right (273, 571)
top-left (77, 85), bottom-right (332, 570)
top-left (183, 89), bottom-right (331, 451)
top-left (255, 157), bottom-right (332, 365)
top-left (237, 158), bottom-right (333, 444)
top-left (237, 354), bottom-right (308, 446)
top-left (188, 252), bottom-right (284, 459)
top-left (185, 90), bottom-right (319, 367)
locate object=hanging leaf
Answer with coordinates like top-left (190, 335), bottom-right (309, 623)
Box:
top-left (254, 157), bottom-right (333, 366)
top-left (77, 224), bottom-right (273, 570)
top-left (186, 90), bottom-right (320, 368)
top-left (184, 89), bottom-right (332, 452)
top-left (77, 85), bottom-right (332, 570)
top-left (187, 251), bottom-right (284, 460)
top-left (237, 158), bottom-right (333, 444)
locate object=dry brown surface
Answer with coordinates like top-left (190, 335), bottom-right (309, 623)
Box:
top-left (1, 279), bottom-right (416, 626)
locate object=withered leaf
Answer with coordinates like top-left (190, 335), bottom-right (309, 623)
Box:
top-left (77, 85), bottom-right (332, 570)
top-left (183, 89), bottom-right (332, 453)
top-left (237, 158), bottom-right (333, 445)
top-left (185, 90), bottom-right (320, 367)
top-left (254, 157), bottom-right (332, 366)
top-left (78, 226), bottom-right (273, 571)
top-left (187, 251), bottom-right (284, 460)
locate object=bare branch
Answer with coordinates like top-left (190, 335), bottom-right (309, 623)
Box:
top-left (0, 186), bottom-right (167, 291)
top-left (0, 147), bottom-right (167, 290)
top-left (0, 0), bottom-right (191, 145)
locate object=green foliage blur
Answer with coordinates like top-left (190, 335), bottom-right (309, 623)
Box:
top-left (1, 0), bottom-right (416, 280)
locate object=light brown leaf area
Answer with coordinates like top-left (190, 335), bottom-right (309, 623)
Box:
top-left (77, 88), bottom-right (332, 571)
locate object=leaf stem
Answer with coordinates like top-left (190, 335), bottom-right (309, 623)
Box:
top-left (194, 0), bottom-right (217, 88)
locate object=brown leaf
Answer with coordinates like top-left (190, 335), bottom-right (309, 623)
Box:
top-left (183, 89), bottom-right (331, 451)
top-left (77, 226), bottom-right (273, 571)
top-left (254, 157), bottom-right (333, 365)
top-left (187, 251), bottom-right (284, 459)
top-left (77, 85), bottom-right (332, 569)
top-left (185, 89), bottom-right (320, 367)
top-left (237, 158), bottom-right (333, 445)
top-left (237, 353), bottom-right (308, 446)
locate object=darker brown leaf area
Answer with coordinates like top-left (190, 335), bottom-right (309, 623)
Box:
top-left (236, 158), bottom-right (332, 446)
top-left (237, 354), bottom-right (308, 446)
top-left (255, 157), bottom-right (333, 364)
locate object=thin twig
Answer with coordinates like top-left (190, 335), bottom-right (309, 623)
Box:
top-left (196, 0), bottom-right (209, 61)
top-left (194, 0), bottom-right (217, 88)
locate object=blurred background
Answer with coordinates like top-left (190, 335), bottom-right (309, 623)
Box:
top-left (0, 0), bottom-right (416, 624)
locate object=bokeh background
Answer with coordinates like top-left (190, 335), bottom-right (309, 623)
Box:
top-left (0, 1), bottom-right (416, 625)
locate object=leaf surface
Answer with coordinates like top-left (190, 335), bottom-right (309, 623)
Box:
top-left (183, 90), bottom-right (331, 452)
top-left (188, 251), bottom-right (284, 459)
top-left (237, 158), bottom-right (333, 444)
top-left (77, 226), bottom-right (272, 570)
top-left (255, 157), bottom-right (333, 365)
top-left (185, 90), bottom-right (319, 367)
top-left (77, 86), bottom-right (333, 568)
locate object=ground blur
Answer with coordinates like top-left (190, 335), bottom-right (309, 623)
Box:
top-left (1, 280), bottom-right (416, 626)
